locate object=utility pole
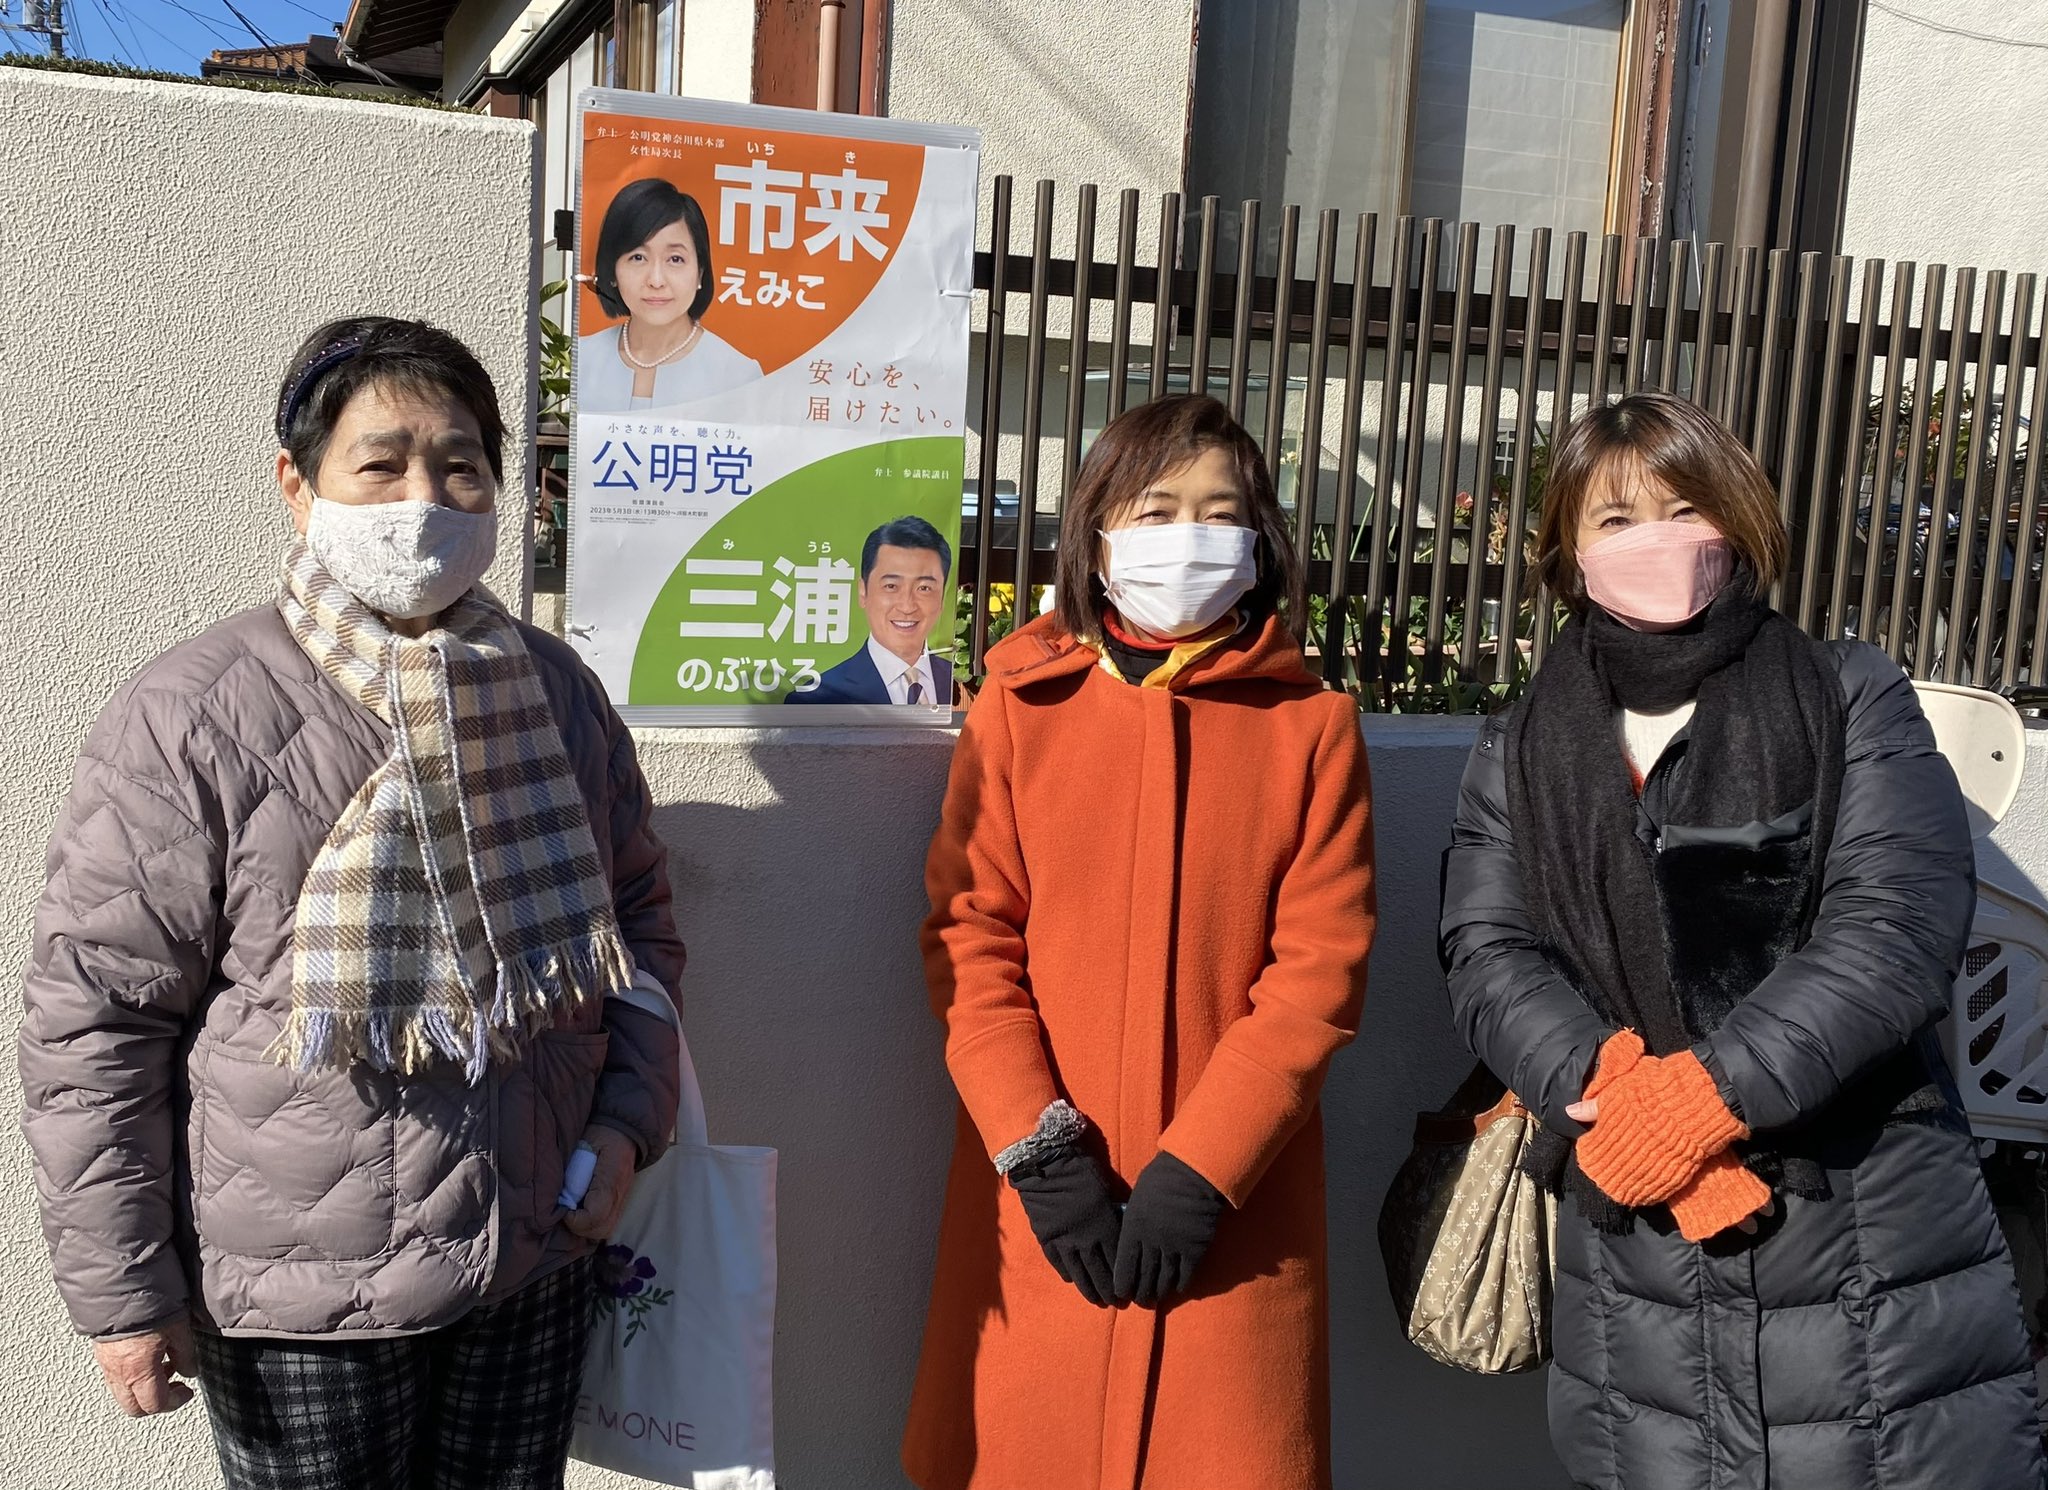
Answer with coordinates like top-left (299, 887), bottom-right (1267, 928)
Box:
top-left (7, 0), bottom-right (68, 56)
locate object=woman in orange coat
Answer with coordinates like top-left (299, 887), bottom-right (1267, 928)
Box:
top-left (902, 395), bottom-right (1376, 1490)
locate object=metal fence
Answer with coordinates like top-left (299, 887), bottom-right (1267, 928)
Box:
top-left (956, 178), bottom-right (2048, 710)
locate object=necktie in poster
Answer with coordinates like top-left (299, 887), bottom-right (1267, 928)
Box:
top-left (568, 91), bottom-right (980, 723)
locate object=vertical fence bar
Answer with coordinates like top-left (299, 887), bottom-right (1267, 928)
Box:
top-left (2020, 299), bottom-right (2048, 683)
top-left (1014, 179), bottom-right (1055, 601)
top-left (1326, 212), bottom-right (1379, 688)
top-left (970, 175), bottom-right (1012, 669)
top-left (1390, 218), bottom-right (1443, 674)
top-left (1980, 274), bottom-right (2035, 687)
top-left (1751, 250), bottom-right (1795, 464)
top-left (1296, 209), bottom-right (1340, 568)
top-left (1829, 259), bottom-right (1887, 634)
top-left (1108, 188), bottom-right (1138, 419)
top-left (1553, 231), bottom-right (1590, 446)
top-left (2008, 285), bottom-right (2048, 680)
top-left (1190, 197), bottom-right (1220, 398)
top-left (1917, 266), bottom-right (1976, 677)
top-left (1693, 241), bottom-right (1724, 407)
top-left (1722, 246), bottom-right (1762, 433)
top-left (1794, 256), bottom-right (1854, 635)
top-left (1264, 204), bottom-right (1302, 469)
top-left (1062, 184), bottom-right (1097, 499)
top-left (1364, 216), bottom-right (1413, 689)
top-left (1498, 226), bottom-right (1549, 686)
top-left (1891, 265), bottom-right (1948, 662)
top-left (1149, 192), bottom-right (1180, 401)
top-left (1538, 231), bottom-right (1591, 667)
top-left (1772, 254), bottom-right (1826, 612)
top-left (1945, 270), bottom-right (2007, 683)
top-left (1463, 223), bottom-right (1515, 677)
top-left (1625, 236), bottom-right (1655, 391)
top-left (1660, 238), bottom-right (1691, 392)
top-left (1590, 234), bottom-right (1623, 403)
top-left (1424, 221), bottom-right (1481, 682)
top-left (1862, 263), bottom-right (1914, 636)
top-left (1225, 199), bottom-right (1262, 419)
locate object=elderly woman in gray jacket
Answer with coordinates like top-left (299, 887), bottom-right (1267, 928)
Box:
top-left (20, 317), bottom-right (684, 1490)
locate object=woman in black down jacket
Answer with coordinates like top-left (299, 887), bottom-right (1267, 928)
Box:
top-left (1440, 391), bottom-right (2044, 1490)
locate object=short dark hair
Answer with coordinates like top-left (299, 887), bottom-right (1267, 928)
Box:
top-left (862, 515), bottom-right (952, 582)
top-left (1535, 391), bottom-right (1788, 607)
top-left (277, 317), bottom-right (506, 483)
top-left (593, 179), bottom-right (715, 322)
top-left (1054, 394), bottom-right (1305, 640)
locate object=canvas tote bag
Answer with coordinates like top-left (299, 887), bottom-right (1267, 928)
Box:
top-left (572, 1027), bottom-right (778, 1488)
top-left (1377, 1066), bottom-right (1556, 1375)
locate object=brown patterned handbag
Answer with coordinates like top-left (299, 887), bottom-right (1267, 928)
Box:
top-left (1377, 1067), bottom-right (1557, 1375)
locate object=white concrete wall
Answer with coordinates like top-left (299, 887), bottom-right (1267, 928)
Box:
top-left (1841, 2), bottom-right (2048, 281)
top-left (0, 68), bottom-right (538, 1490)
top-left (886, 0), bottom-right (1195, 222)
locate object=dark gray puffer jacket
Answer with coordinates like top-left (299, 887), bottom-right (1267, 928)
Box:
top-left (20, 603), bottom-right (685, 1340)
top-left (1441, 640), bottom-right (2044, 1490)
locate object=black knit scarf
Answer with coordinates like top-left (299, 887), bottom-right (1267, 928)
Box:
top-left (1507, 582), bottom-right (1851, 1231)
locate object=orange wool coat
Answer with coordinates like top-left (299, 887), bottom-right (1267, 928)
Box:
top-left (901, 612), bottom-right (1377, 1490)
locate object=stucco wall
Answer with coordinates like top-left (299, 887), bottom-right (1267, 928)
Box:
top-left (0, 68), bottom-right (538, 1489)
top-left (885, 0), bottom-right (1195, 218)
top-left (1841, 3), bottom-right (2048, 280)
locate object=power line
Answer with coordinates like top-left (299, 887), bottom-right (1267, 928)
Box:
top-left (93, 0), bottom-right (152, 66)
top-left (270, 0), bottom-right (341, 25)
top-left (1869, 1), bottom-right (2048, 52)
top-left (147, 0), bottom-right (240, 45)
top-left (80, 0), bottom-right (140, 67)
top-left (110, 0), bottom-right (213, 64)
top-left (215, 0), bottom-right (273, 47)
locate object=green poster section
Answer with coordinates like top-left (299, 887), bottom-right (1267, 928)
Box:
top-left (629, 436), bottom-right (965, 705)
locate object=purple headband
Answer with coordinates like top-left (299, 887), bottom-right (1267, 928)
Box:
top-left (275, 337), bottom-right (365, 444)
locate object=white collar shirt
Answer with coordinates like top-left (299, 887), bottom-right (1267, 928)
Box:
top-left (867, 636), bottom-right (937, 705)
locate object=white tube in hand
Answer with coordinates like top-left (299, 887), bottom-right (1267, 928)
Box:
top-left (558, 1142), bottom-right (599, 1210)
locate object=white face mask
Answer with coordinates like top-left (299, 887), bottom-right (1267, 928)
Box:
top-left (1100, 522), bottom-right (1258, 639)
top-left (305, 495), bottom-right (497, 620)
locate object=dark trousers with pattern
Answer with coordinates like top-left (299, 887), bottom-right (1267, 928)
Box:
top-left (193, 1258), bottom-right (594, 1490)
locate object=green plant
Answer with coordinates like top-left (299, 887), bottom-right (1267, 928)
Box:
top-left (539, 281), bottom-right (573, 424)
top-left (0, 52), bottom-right (454, 108)
top-left (1862, 382), bottom-right (2023, 494)
top-left (946, 583), bottom-right (1047, 680)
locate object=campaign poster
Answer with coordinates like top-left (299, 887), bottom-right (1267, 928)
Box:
top-left (568, 90), bottom-right (980, 723)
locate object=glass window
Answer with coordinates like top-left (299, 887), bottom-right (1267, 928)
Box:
top-left (654, 0), bottom-right (677, 93)
top-left (1187, 0), bottom-right (1421, 273)
top-left (1408, 0), bottom-right (1626, 277)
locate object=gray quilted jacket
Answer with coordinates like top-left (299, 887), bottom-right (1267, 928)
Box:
top-left (20, 602), bottom-right (685, 1340)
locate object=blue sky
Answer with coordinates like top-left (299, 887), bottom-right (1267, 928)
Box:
top-left (11, 0), bottom-right (348, 75)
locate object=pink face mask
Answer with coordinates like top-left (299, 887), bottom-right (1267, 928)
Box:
top-left (1578, 521), bottom-right (1734, 631)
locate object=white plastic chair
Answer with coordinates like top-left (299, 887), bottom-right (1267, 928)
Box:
top-left (1917, 682), bottom-right (2047, 1143)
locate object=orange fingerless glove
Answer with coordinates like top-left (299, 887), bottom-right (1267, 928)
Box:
top-left (1665, 1151), bottom-right (1772, 1242)
top-left (1575, 1029), bottom-right (1749, 1208)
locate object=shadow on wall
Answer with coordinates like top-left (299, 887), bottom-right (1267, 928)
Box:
top-left (636, 717), bottom-right (1565, 1489)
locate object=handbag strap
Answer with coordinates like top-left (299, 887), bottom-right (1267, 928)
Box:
top-left (1411, 1088), bottom-right (1531, 1146)
top-left (673, 1026), bottom-right (710, 1148)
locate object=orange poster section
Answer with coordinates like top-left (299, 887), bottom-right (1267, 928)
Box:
top-left (580, 112), bottom-right (928, 377)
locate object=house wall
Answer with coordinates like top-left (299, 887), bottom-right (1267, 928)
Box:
top-left (884, 0), bottom-right (1196, 222)
top-left (1841, 1), bottom-right (2048, 281)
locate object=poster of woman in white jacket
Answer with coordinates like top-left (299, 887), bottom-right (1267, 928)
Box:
top-left (579, 177), bottom-right (763, 413)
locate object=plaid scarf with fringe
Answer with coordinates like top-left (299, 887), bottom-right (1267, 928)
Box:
top-left (273, 540), bottom-right (632, 1083)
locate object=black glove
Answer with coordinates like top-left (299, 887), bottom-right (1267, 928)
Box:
top-left (1009, 1148), bottom-right (1124, 1307)
top-left (1113, 1151), bottom-right (1228, 1307)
